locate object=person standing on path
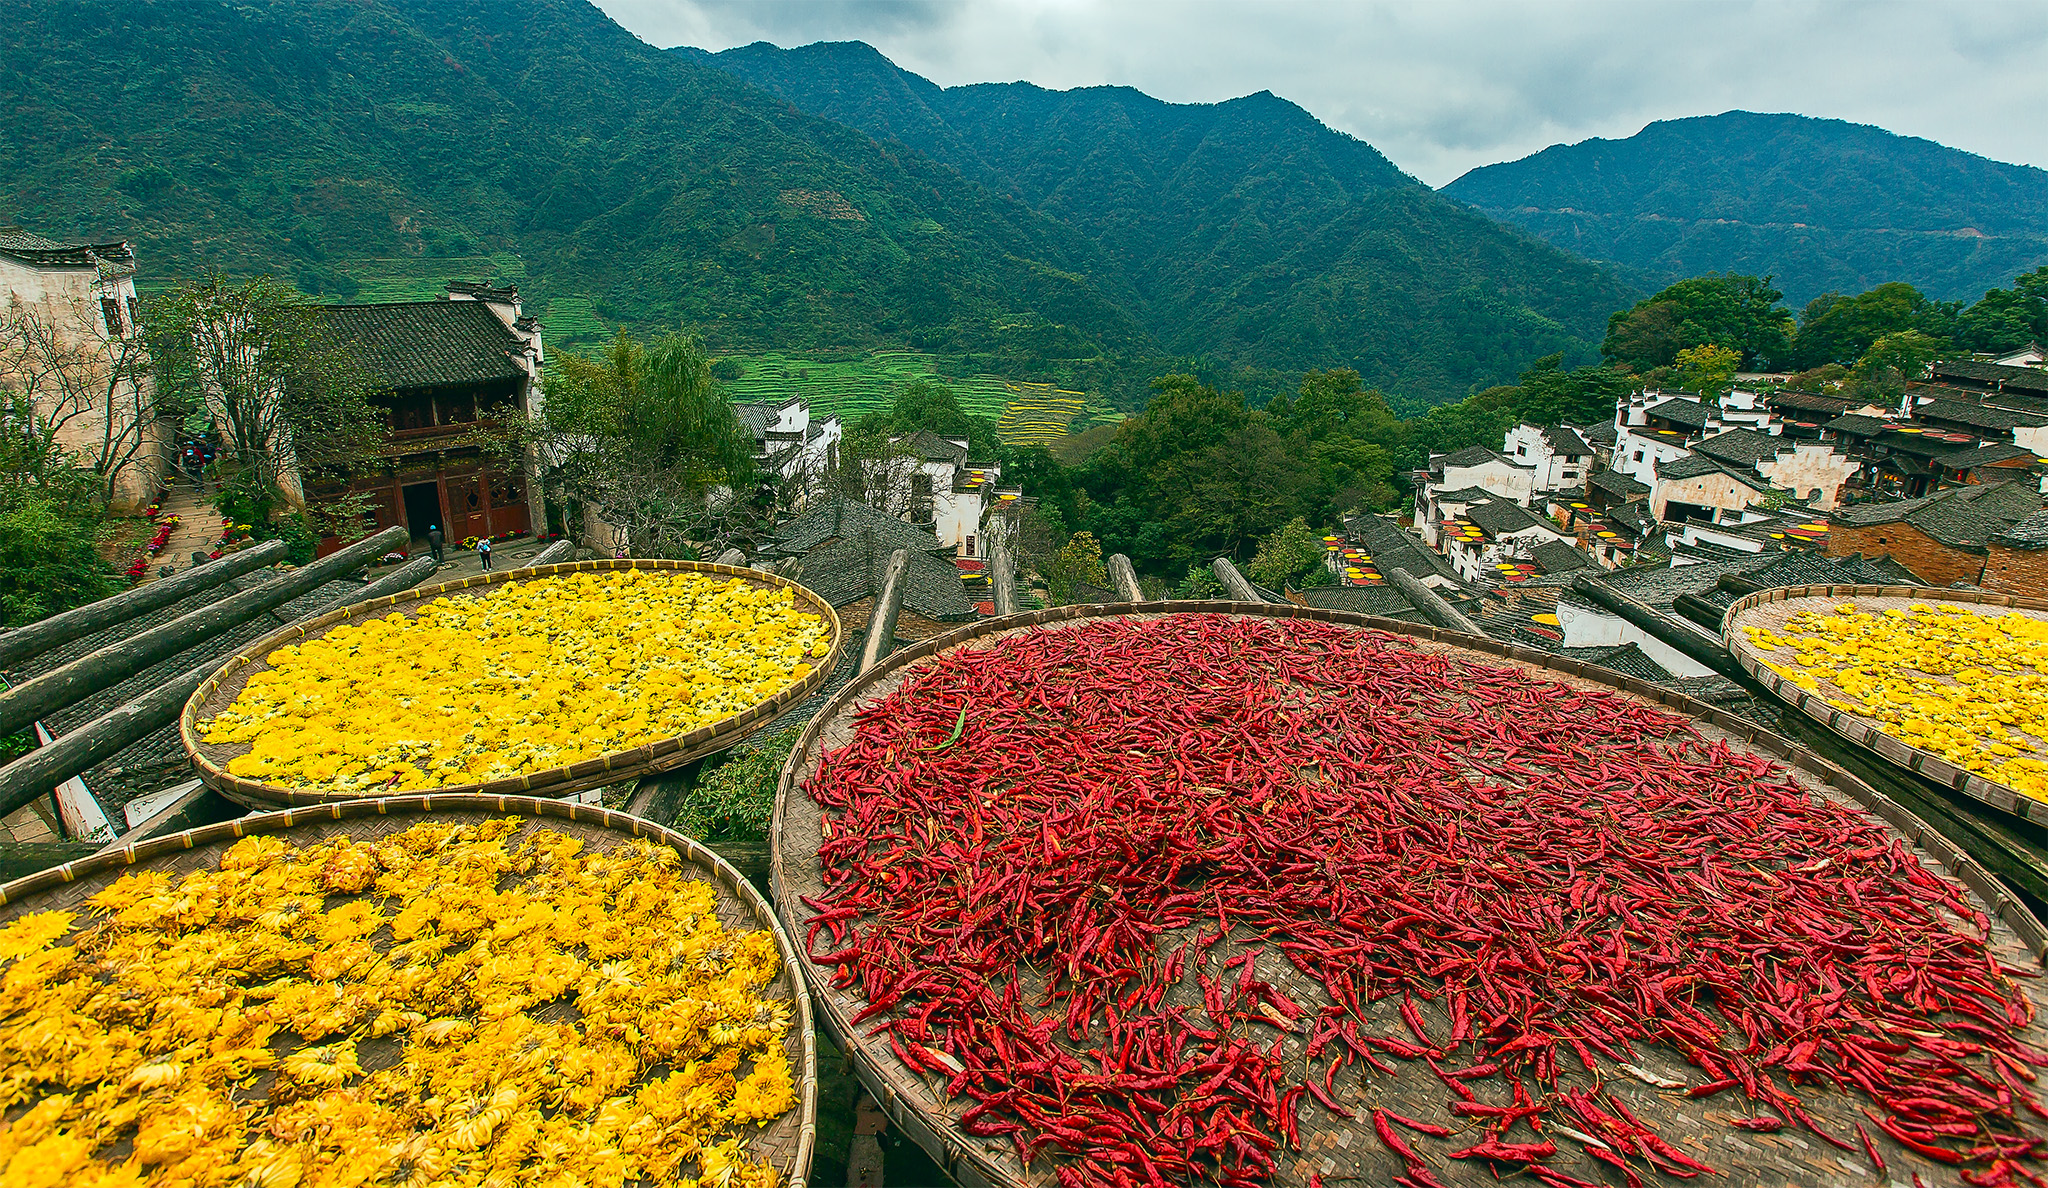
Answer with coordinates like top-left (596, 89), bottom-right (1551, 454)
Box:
top-left (427, 524), bottom-right (444, 564)
top-left (478, 536), bottom-right (493, 572)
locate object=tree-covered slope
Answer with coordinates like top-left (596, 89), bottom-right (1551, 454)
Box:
top-left (0, 0), bottom-right (1149, 368)
top-left (1442, 111), bottom-right (2048, 307)
top-left (693, 40), bottom-right (1637, 405)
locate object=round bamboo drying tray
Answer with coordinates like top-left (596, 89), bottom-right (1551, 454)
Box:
top-left (1725, 583), bottom-right (2048, 824)
top-left (772, 599), bottom-right (2048, 1188)
top-left (0, 794), bottom-right (817, 1188)
top-left (181, 559), bottom-right (844, 808)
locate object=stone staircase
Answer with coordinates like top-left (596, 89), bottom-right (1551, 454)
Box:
top-left (139, 484), bottom-right (223, 582)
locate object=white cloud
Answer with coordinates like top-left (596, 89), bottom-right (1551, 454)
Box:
top-left (596, 0), bottom-right (2048, 186)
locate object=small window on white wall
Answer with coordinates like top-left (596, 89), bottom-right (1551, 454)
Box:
top-left (965, 534), bottom-right (976, 556)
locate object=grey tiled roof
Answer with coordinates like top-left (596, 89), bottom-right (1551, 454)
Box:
top-left (1290, 584), bottom-right (1432, 624)
top-left (1465, 498), bottom-right (1547, 537)
top-left (1441, 445), bottom-right (1513, 469)
top-left (1539, 425), bottom-right (1592, 458)
top-left (1427, 486), bottom-right (1494, 504)
top-left (1340, 512), bottom-right (1463, 584)
top-left (1591, 555), bottom-right (1768, 613)
top-left (769, 498), bottom-right (947, 557)
top-left (1993, 509), bottom-right (2048, 551)
top-left (1935, 442), bottom-right (2037, 468)
top-left (1563, 642), bottom-right (1673, 683)
top-left (1583, 422), bottom-right (1619, 446)
top-left (897, 430), bottom-right (969, 463)
top-left (1587, 468), bottom-right (1650, 498)
top-left (318, 301), bottom-right (529, 392)
top-left (0, 228), bottom-right (134, 266)
top-left (1656, 454), bottom-right (1767, 488)
top-left (1529, 540), bottom-right (1592, 574)
top-left (1825, 414), bottom-right (1891, 436)
top-left (1766, 390), bottom-right (1853, 415)
top-left (1932, 359), bottom-right (2048, 396)
top-left (785, 528), bottom-right (976, 620)
top-left (1694, 429), bottom-right (1789, 466)
top-left (1832, 482), bottom-right (2043, 548)
top-left (1917, 401), bottom-right (2048, 433)
top-left (1646, 398), bottom-right (1712, 428)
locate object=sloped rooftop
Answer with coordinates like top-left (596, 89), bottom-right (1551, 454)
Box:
top-left (318, 301), bottom-right (529, 392)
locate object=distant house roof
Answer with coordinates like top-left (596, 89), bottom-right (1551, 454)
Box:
top-left (1825, 414), bottom-right (1891, 436)
top-left (1563, 642), bottom-right (1674, 684)
top-left (1693, 429), bottom-right (1789, 467)
top-left (1655, 453), bottom-right (1767, 488)
top-left (1917, 400), bottom-right (2048, 434)
top-left (1932, 359), bottom-right (2048, 396)
top-left (1427, 485), bottom-right (1494, 504)
top-left (1934, 442), bottom-right (2038, 469)
top-left (1766, 390), bottom-right (1854, 415)
top-left (1465, 498), bottom-right (1548, 537)
top-left (1529, 539), bottom-right (1592, 574)
top-left (1341, 512), bottom-right (1463, 584)
top-left (1441, 445), bottom-right (1515, 469)
top-left (897, 430), bottom-right (970, 463)
top-left (1587, 468), bottom-right (1650, 498)
top-left (1538, 425), bottom-right (1592, 458)
top-left (0, 227), bottom-right (135, 268)
top-left (318, 301), bottom-right (530, 391)
top-left (1833, 482), bottom-right (2044, 550)
top-left (1645, 398), bottom-right (1712, 428)
top-left (769, 497), bottom-right (948, 557)
top-left (785, 528), bottom-right (977, 620)
top-left (1608, 500), bottom-right (1661, 537)
top-left (1288, 584), bottom-right (1434, 625)
top-left (1582, 422), bottom-right (1619, 446)
top-left (1993, 509), bottom-right (2048, 551)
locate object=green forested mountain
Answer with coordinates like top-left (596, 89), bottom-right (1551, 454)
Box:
top-left (1, 0), bottom-right (1150, 373)
top-left (1442, 111), bottom-right (2048, 308)
top-left (686, 40), bottom-right (1638, 408)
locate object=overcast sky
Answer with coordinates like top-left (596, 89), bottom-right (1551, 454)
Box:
top-left (596, 0), bottom-right (2048, 187)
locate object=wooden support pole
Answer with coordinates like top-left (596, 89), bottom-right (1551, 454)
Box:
top-left (0, 661), bottom-right (213, 822)
top-left (859, 549), bottom-right (911, 674)
top-left (1211, 557), bottom-right (1265, 603)
top-left (0, 525), bottom-right (407, 739)
top-left (352, 555), bottom-right (441, 604)
top-left (1717, 574), bottom-right (1767, 597)
top-left (714, 547), bottom-right (747, 567)
top-left (1384, 567), bottom-right (1484, 636)
top-left (989, 533), bottom-right (1018, 617)
top-left (1671, 591), bottom-right (1728, 633)
top-left (1107, 554), bottom-right (1143, 602)
top-left (0, 539), bottom-right (291, 671)
top-left (1569, 576), bottom-right (1747, 681)
top-left (528, 539), bottom-right (575, 568)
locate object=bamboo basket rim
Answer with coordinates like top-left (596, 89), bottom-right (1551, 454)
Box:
top-left (0, 793), bottom-right (818, 1188)
top-left (180, 559), bottom-right (844, 807)
top-left (771, 599), bottom-right (2048, 1188)
top-left (1724, 583), bottom-right (2048, 826)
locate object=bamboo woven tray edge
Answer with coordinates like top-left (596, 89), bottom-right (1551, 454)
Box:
top-left (180, 559), bottom-right (845, 807)
top-left (0, 793), bottom-right (818, 1188)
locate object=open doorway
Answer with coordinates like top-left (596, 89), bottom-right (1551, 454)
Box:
top-left (401, 482), bottom-right (443, 543)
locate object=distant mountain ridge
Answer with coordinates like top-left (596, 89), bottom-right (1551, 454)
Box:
top-left (688, 40), bottom-right (1636, 406)
top-left (1441, 111), bottom-right (2048, 306)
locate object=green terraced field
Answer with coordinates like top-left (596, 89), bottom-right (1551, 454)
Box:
top-left (714, 350), bottom-right (1111, 447)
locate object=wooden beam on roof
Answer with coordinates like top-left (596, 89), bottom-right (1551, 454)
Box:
top-left (1106, 554), bottom-right (1142, 602)
top-left (0, 540), bottom-right (290, 671)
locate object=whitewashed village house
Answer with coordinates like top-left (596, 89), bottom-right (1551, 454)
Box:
top-left (734, 396), bottom-right (842, 496)
top-left (889, 430), bottom-right (1019, 560)
top-left (0, 229), bottom-right (164, 511)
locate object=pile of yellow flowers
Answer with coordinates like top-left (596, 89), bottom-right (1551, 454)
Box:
top-left (0, 818), bottom-right (799, 1188)
top-left (1747, 600), bottom-right (2048, 800)
top-left (203, 570), bottom-right (832, 792)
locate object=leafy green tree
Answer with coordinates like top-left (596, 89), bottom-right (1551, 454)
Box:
top-left (148, 271), bottom-right (385, 529)
top-left (1245, 517), bottom-right (1332, 589)
top-left (1039, 530), bottom-right (1107, 604)
top-left (886, 377), bottom-right (974, 438)
top-left (1790, 283), bottom-right (1956, 369)
top-left (0, 496), bottom-right (117, 626)
top-left (1674, 344), bottom-right (1740, 401)
top-left (1174, 563), bottom-right (1222, 599)
top-left (511, 327), bottom-right (756, 556)
top-left (1854, 331), bottom-right (1943, 400)
top-left (1956, 267), bottom-right (2048, 354)
top-left (1509, 354), bottom-right (1634, 427)
top-left (1602, 275), bottom-right (1793, 370)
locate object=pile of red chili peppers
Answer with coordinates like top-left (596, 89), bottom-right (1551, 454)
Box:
top-left (802, 615), bottom-right (2048, 1188)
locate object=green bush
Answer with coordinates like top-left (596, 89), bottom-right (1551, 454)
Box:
top-left (674, 728), bottom-right (799, 841)
top-left (0, 497), bottom-right (118, 627)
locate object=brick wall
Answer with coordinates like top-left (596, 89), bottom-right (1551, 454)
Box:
top-left (1983, 547), bottom-right (2048, 597)
top-left (1827, 523), bottom-right (1985, 586)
